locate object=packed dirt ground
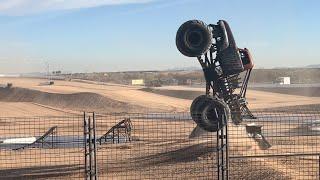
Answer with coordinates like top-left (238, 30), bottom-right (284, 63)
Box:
top-left (251, 86), bottom-right (320, 97)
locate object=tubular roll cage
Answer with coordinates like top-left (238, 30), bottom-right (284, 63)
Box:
top-left (197, 20), bottom-right (255, 120)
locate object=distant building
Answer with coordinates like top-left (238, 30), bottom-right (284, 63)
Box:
top-left (0, 74), bottom-right (20, 77)
top-left (186, 79), bottom-right (192, 86)
top-left (131, 79), bottom-right (145, 86)
top-left (276, 77), bottom-right (291, 85)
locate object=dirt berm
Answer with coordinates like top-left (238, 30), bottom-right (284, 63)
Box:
top-left (0, 87), bottom-right (146, 113)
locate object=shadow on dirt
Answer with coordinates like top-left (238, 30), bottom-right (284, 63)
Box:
top-left (0, 164), bottom-right (82, 179)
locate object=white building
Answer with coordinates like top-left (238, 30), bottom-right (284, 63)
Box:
top-left (277, 77), bottom-right (291, 85)
top-left (131, 79), bottom-right (145, 86)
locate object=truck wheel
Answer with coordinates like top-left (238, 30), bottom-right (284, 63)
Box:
top-left (190, 95), bottom-right (207, 119)
top-left (176, 20), bottom-right (213, 57)
top-left (191, 96), bottom-right (230, 132)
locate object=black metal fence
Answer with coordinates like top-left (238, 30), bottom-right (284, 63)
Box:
top-left (229, 111), bottom-right (320, 180)
top-left (93, 113), bottom-right (221, 179)
top-left (0, 109), bottom-right (319, 179)
top-left (0, 116), bottom-right (84, 179)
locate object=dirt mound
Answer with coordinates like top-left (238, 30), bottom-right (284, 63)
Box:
top-left (140, 88), bottom-right (202, 100)
top-left (259, 103), bottom-right (320, 112)
top-left (251, 86), bottom-right (320, 97)
top-left (0, 87), bottom-right (145, 113)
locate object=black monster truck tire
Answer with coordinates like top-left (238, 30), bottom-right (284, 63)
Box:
top-left (190, 95), bottom-right (207, 119)
top-left (176, 20), bottom-right (213, 57)
top-left (191, 96), bottom-right (230, 132)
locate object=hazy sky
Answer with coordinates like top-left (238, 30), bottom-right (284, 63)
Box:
top-left (0, 0), bottom-right (319, 73)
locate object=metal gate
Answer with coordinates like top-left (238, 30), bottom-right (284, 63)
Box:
top-left (92, 113), bottom-right (220, 179)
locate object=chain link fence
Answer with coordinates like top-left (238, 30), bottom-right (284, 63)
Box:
top-left (229, 110), bottom-right (320, 180)
top-left (0, 109), bottom-right (319, 179)
top-left (94, 113), bottom-right (218, 179)
top-left (0, 116), bottom-right (84, 179)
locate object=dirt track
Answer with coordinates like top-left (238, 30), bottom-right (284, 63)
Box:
top-left (251, 86), bottom-right (320, 97)
top-left (0, 78), bottom-right (190, 114)
top-left (142, 85), bottom-right (320, 109)
top-left (0, 102), bottom-right (69, 117)
top-left (1, 77), bottom-right (320, 117)
top-left (0, 87), bottom-right (147, 113)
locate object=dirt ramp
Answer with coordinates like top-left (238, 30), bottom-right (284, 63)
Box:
top-left (0, 87), bottom-right (145, 113)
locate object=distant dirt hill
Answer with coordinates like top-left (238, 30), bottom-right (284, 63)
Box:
top-left (69, 68), bottom-right (320, 85)
top-left (306, 64), bottom-right (320, 68)
top-left (0, 87), bottom-right (145, 113)
top-left (249, 68), bottom-right (320, 84)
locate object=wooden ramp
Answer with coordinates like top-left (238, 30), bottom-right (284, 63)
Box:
top-left (13, 126), bottom-right (58, 150)
top-left (97, 118), bottom-right (132, 144)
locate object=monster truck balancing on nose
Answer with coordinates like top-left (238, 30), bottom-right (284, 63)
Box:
top-left (176, 20), bottom-right (255, 132)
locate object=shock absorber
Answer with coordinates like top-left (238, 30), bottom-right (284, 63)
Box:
top-left (218, 75), bottom-right (243, 124)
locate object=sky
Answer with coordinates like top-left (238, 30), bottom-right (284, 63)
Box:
top-left (0, 0), bottom-right (319, 73)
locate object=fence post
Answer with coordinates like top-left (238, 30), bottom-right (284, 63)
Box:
top-left (84, 112), bottom-right (87, 179)
top-left (89, 116), bottom-right (93, 179)
top-left (93, 112), bottom-right (98, 180)
top-left (84, 112), bottom-right (98, 180)
top-left (216, 114), bottom-right (229, 180)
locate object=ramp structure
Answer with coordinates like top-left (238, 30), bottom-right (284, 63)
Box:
top-left (13, 126), bottom-right (58, 150)
top-left (97, 118), bottom-right (132, 144)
